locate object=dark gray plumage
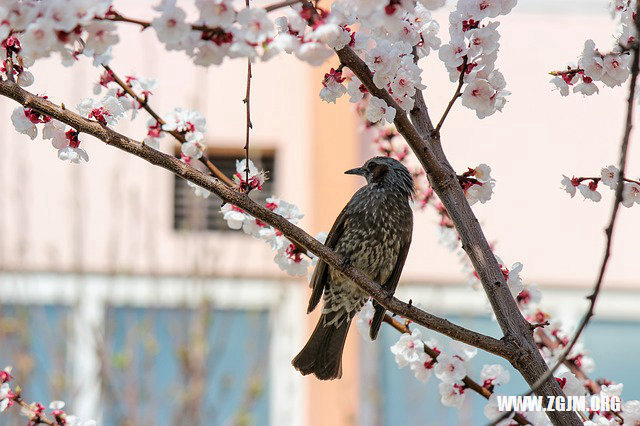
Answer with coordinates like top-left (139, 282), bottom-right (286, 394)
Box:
top-left (292, 156), bottom-right (414, 380)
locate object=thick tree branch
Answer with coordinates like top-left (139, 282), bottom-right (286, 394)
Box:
top-left (334, 44), bottom-right (580, 425)
top-left (0, 79), bottom-right (512, 360)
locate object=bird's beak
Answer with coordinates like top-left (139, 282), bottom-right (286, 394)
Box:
top-left (344, 167), bottom-right (365, 176)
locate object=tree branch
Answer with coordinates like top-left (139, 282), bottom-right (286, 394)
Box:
top-left (516, 4), bottom-right (640, 405)
top-left (333, 43), bottom-right (580, 426)
top-left (0, 79), bottom-right (513, 361)
top-left (101, 65), bottom-right (233, 187)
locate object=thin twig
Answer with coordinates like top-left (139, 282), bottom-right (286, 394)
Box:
top-left (490, 8), bottom-right (640, 426)
top-left (435, 57), bottom-right (468, 135)
top-left (243, 0), bottom-right (252, 191)
top-left (524, 15), bottom-right (640, 401)
top-left (101, 65), bottom-right (233, 187)
top-left (5, 50), bottom-right (14, 83)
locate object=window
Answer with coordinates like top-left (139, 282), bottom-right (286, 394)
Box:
top-left (0, 273), bottom-right (304, 425)
top-left (173, 149), bottom-right (276, 231)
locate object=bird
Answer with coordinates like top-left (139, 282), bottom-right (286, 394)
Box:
top-left (292, 156), bottom-right (414, 380)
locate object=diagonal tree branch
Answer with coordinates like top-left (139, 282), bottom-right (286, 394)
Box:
top-left (0, 79), bottom-right (513, 361)
top-left (333, 43), bottom-right (580, 426)
top-left (101, 65), bottom-right (233, 187)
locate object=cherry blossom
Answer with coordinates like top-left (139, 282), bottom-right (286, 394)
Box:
top-left (236, 8), bottom-right (274, 45)
top-left (355, 299), bottom-right (375, 336)
top-left (600, 383), bottom-right (623, 399)
top-left (274, 240), bottom-right (310, 276)
top-left (438, 381), bottom-right (466, 408)
top-left (232, 159), bottom-right (268, 192)
top-left (410, 350), bottom-right (438, 383)
top-left (450, 341), bottom-right (478, 361)
top-left (622, 181), bottom-right (640, 207)
top-left (220, 204), bottom-right (246, 230)
top-left (11, 107), bottom-right (39, 139)
top-left (560, 175), bottom-right (579, 198)
top-left (319, 68), bottom-right (347, 104)
top-left (0, 383), bottom-right (14, 412)
top-left (578, 180), bottom-right (602, 202)
top-left (152, 1), bottom-right (191, 48)
top-left (187, 181), bottom-right (211, 199)
top-left (390, 329), bottom-right (425, 368)
top-left (622, 400), bottom-right (640, 425)
top-left (483, 394), bottom-right (515, 425)
top-left (481, 364), bottom-right (510, 387)
top-left (434, 353), bottom-right (467, 382)
top-left (600, 165), bottom-right (620, 189)
top-left (555, 371), bottom-right (587, 397)
top-left (461, 70), bottom-right (510, 118)
top-left (196, 0), bottom-right (236, 27)
top-left (77, 95), bottom-right (126, 126)
top-left (365, 96), bottom-right (396, 124)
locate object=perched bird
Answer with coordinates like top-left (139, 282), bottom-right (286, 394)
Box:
top-left (292, 156), bottom-right (414, 380)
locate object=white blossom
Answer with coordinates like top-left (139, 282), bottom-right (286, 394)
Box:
top-left (622, 182), bottom-right (640, 207)
top-left (434, 353), bottom-right (466, 382)
top-left (11, 107), bottom-right (38, 140)
top-left (366, 96), bottom-right (396, 124)
top-left (438, 381), bottom-right (466, 408)
top-left (481, 364), bottom-right (510, 386)
top-left (390, 329), bottom-right (424, 368)
top-left (600, 165), bottom-right (620, 189)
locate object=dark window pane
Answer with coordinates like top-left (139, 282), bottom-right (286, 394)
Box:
top-left (173, 151), bottom-right (275, 231)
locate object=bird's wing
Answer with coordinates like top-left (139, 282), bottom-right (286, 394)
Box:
top-left (369, 226), bottom-right (413, 340)
top-left (307, 205), bottom-right (349, 314)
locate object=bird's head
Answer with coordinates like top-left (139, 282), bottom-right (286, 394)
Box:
top-left (345, 156), bottom-right (414, 197)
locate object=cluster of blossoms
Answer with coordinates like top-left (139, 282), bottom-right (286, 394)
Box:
top-left (11, 104), bottom-right (90, 163)
top-left (561, 165), bottom-right (640, 207)
top-left (439, 0), bottom-right (515, 118)
top-left (550, 1), bottom-right (635, 97)
top-left (310, 0), bottom-right (442, 117)
top-left (459, 163), bottom-right (495, 206)
top-left (452, 245), bottom-right (638, 424)
top-left (93, 70), bottom-right (158, 120)
top-left (1, 367), bottom-right (95, 425)
top-left (162, 107), bottom-right (207, 159)
top-left (357, 306), bottom-right (513, 410)
top-left (0, 0), bottom-right (117, 83)
top-left (9, 70), bottom-right (211, 164)
top-left (215, 159), bottom-right (315, 276)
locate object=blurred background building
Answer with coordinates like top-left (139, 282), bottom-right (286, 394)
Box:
top-left (0, 0), bottom-right (638, 425)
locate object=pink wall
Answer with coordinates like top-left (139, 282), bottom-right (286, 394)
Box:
top-left (0, 1), bottom-right (637, 290)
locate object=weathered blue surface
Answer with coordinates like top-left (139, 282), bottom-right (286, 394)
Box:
top-left (103, 306), bottom-right (270, 426)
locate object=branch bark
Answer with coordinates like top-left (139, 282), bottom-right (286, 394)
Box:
top-left (334, 45), bottom-right (581, 425)
top-left (0, 79), bottom-right (513, 361)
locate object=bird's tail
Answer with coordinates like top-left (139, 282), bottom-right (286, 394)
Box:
top-left (291, 315), bottom-right (351, 380)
